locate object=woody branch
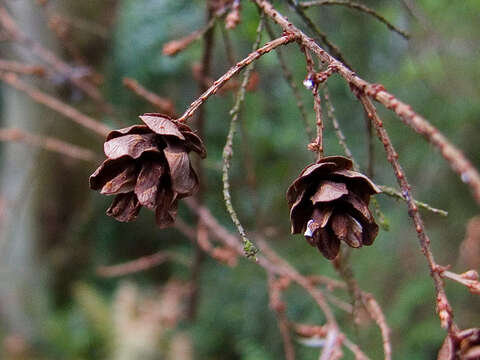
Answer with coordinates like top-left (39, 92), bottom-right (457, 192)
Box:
top-left (177, 34), bottom-right (296, 122)
top-left (252, 0), bottom-right (480, 205)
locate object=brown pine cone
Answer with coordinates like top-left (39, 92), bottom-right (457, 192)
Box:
top-left (438, 328), bottom-right (480, 360)
top-left (89, 113), bottom-right (206, 228)
top-left (287, 156), bottom-right (381, 259)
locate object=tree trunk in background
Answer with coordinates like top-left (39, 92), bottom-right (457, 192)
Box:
top-left (0, 1), bottom-right (116, 348)
top-left (0, 2), bottom-right (51, 342)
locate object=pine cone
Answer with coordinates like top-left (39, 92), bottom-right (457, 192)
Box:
top-left (89, 113), bottom-right (206, 228)
top-left (287, 156), bottom-right (380, 259)
top-left (438, 328), bottom-right (480, 360)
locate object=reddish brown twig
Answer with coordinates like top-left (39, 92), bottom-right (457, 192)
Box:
top-left (364, 83), bottom-right (480, 204)
top-left (363, 293), bottom-right (392, 360)
top-left (0, 59), bottom-right (46, 76)
top-left (300, 0), bottom-right (410, 39)
top-left (176, 218), bottom-right (236, 270)
top-left (174, 217), bottom-right (238, 267)
top-left (323, 87), bottom-right (355, 163)
top-left (225, 0), bottom-right (241, 29)
top-left (0, 128), bottom-right (98, 162)
top-left (308, 275), bottom-right (346, 290)
top-left (441, 270), bottom-right (480, 295)
top-left (459, 216), bottom-right (480, 269)
top-left (162, 12), bottom-right (220, 56)
top-left (267, 273), bottom-right (295, 360)
top-left (173, 217), bottom-right (198, 241)
top-left (187, 11), bottom-right (216, 320)
top-left (286, 0), bottom-right (351, 69)
top-left (186, 198), bottom-right (335, 322)
top-left (96, 251), bottom-right (191, 278)
top-left (308, 85), bottom-right (324, 159)
top-left (334, 249), bottom-right (392, 360)
top-left (320, 328), bottom-right (342, 360)
top-left (177, 34), bottom-right (296, 122)
top-left (294, 322), bottom-right (328, 338)
top-left (343, 338), bottom-right (370, 360)
top-left (220, 25), bottom-right (237, 66)
top-left (184, 198), bottom-right (370, 357)
top-left (325, 88), bottom-right (447, 218)
top-left (325, 292), bottom-right (353, 314)
top-left (263, 241), bottom-right (351, 315)
top-left (256, 237), bottom-right (338, 327)
top-left (0, 72), bottom-right (110, 137)
top-left (265, 21), bottom-right (312, 139)
top-left (300, 45), bottom-right (315, 75)
top-left (191, 63), bottom-right (259, 95)
top-left (364, 111), bottom-right (375, 178)
top-left (253, 0), bottom-right (480, 204)
top-left (357, 92), bottom-right (455, 333)
top-left (123, 78), bottom-right (176, 117)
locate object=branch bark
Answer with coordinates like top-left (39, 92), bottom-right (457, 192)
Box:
top-left (252, 0), bottom-right (480, 205)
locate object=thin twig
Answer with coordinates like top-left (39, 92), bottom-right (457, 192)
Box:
top-left (300, 0), bottom-right (410, 39)
top-left (332, 250), bottom-right (363, 317)
top-left (300, 45), bottom-right (315, 74)
top-left (173, 217), bottom-right (198, 240)
top-left (286, 0), bottom-right (351, 68)
top-left (379, 185), bottom-right (448, 217)
top-left (123, 77), bottom-right (176, 117)
top-left (177, 34), bottom-right (296, 122)
top-left (265, 20), bottom-right (313, 139)
top-left (253, 0), bottom-right (480, 204)
top-left (256, 237), bottom-right (338, 326)
top-left (363, 293), bottom-right (392, 360)
top-left (222, 14), bottom-right (265, 259)
top-left (220, 24), bottom-right (237, 66)
top-left (185, 199), bottom-right (369, 357)
top-left (174, 217), bottom-right (238, 266)
top-left (163, 8), bottom-right (225, 56)
top-left (324, 292), bottom-right (353, 314)
top-left (96, 251), bottom-right (191, 278)
top-left (343, 337), bottom-right (370, 360)
top-left (357, 92), bottom-right (455, 333)
top-left (0, 128), bottom-right (98, 162)
top-left (0, 72), bottom-right (110, 137)
top-left (365, 112), bottom-right (375, 178)
top-left (441, 270), bottom-right (480, 295)
top-left (186, 199), bottom-right (336, 325)
top-left (334, 250), bottom-right (392, 360)
top-left (0, 59), bottom-right (46, 76)
top-left (225, 0), bottom-right (242, 29)
top-left (267, 272), bottom-right (296, 360)
top-left (187, 4), bottom-right (216, 321)
top-left (323, 87), bottom-right (354, 163)
top-left (311, 84), bottom-right (324, 159)
top-left (319, 328), bottom-right (340, 360)
top-left (324, 86), bottom-right (390, 228)
top-left (308, 275), bottom-right (346, 290)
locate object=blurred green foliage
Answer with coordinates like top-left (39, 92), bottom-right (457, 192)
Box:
top-left (1, 0), bottom-right (480, 359)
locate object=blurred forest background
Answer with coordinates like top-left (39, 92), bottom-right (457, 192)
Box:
top-left (0, 0), bottom-right (479, 359)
